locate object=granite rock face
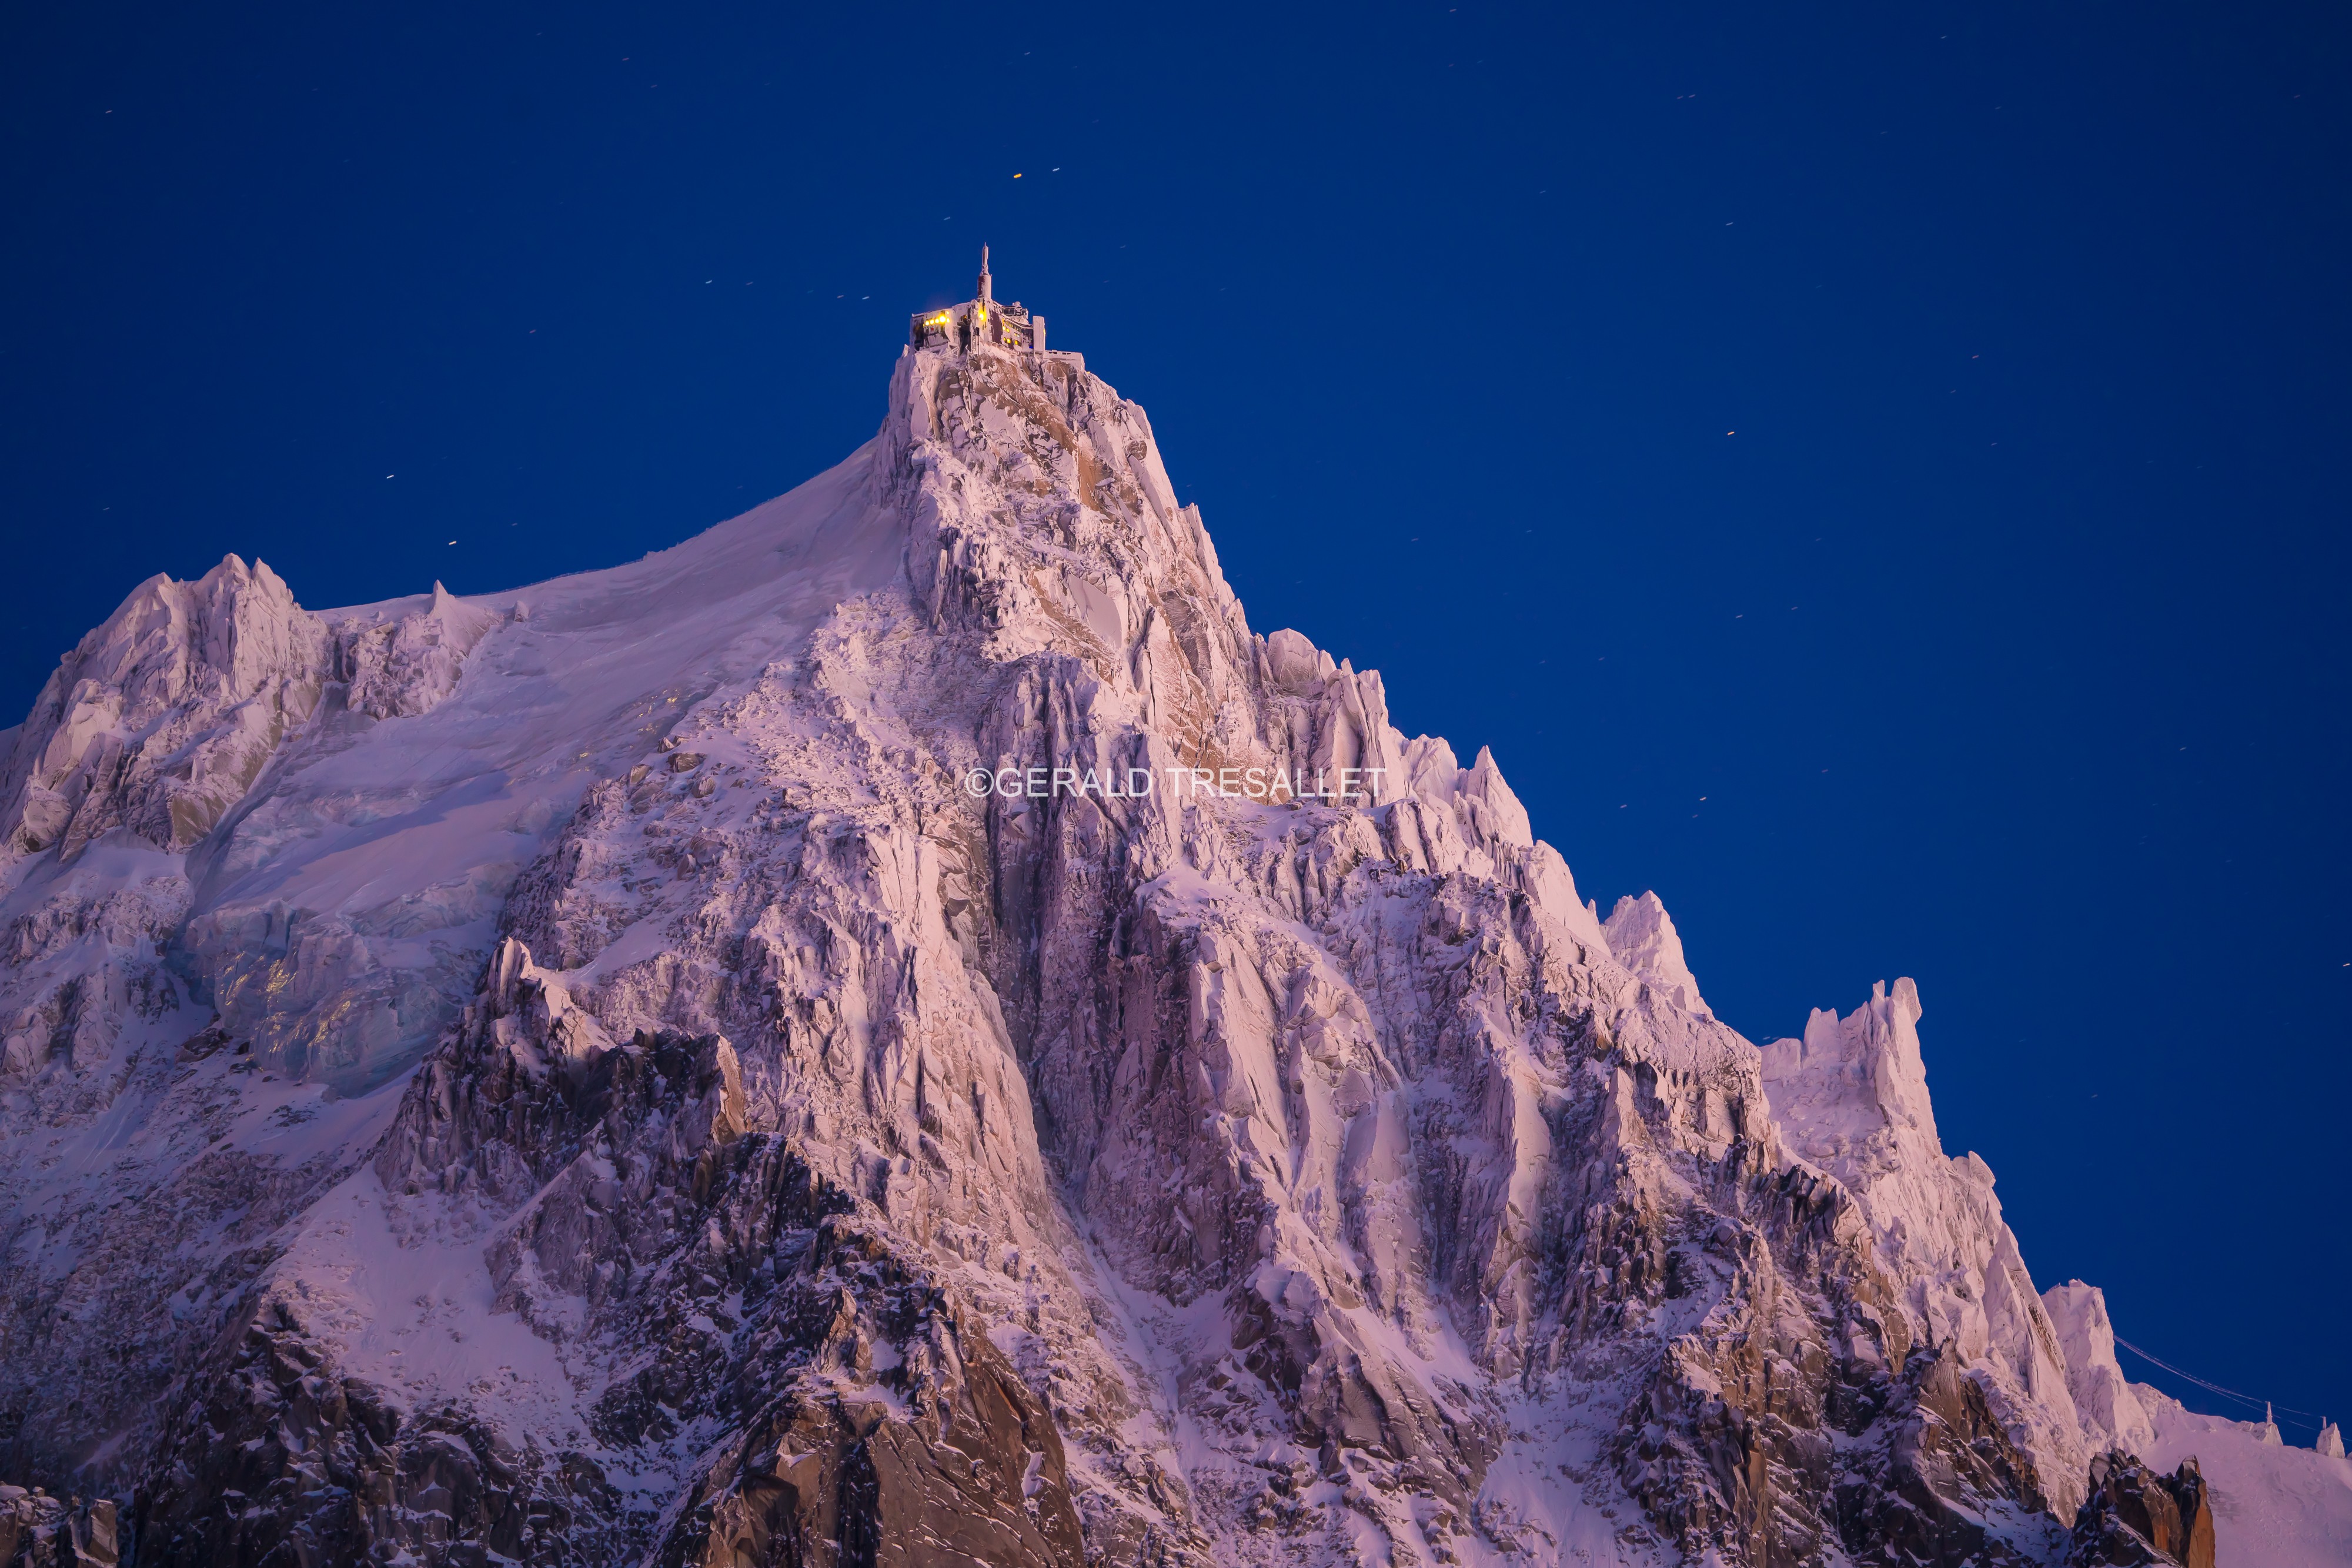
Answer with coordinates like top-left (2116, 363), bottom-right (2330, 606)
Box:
top-left (0, 1486), bottom-right (118, 1567)
top-left (0, 338), bottom-right (2251, 1564)
top-left (2066, 1450), bottom-right (2216, 1568)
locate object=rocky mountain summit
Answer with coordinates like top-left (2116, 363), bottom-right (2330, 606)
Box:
top-left (4, 334), bottom-right (2346, 1566)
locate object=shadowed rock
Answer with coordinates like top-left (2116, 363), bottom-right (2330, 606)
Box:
top-left (2067, 1449), bottom-right (2216, 1568)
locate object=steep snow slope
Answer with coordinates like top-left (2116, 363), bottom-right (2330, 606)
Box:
top-left (185, 452), bottom-right (903, 1092)
top-left (2136, 1387), bottom-right (2352, 1566)
top-left (2, 335), bottom-right (2343, 1566)
top-left (0, 453), bottom-right (899, 1497)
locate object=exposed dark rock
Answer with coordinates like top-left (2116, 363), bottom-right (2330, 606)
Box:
top-left (1827, 1342), bottom-right (2063, 1566)
top-left (0, 1487), bottom-right (119, 1567)
top-left (647, 1218), bottom-right (1085, 1568)
top-left (138, 973), bottom-right (1083, 1567)
top-left (133, 1296), bottom-right (593, 1568)
top-left (2068, 1449), bottom-right (2217, 1568)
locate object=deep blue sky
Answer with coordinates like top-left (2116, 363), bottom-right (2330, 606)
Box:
top-left (6, 4), bottom-right (2347, 1433)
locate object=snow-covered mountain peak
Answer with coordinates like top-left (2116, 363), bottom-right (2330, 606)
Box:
top-left (3, 329), bottom-right (2347, 1566)
top-left (1, 552), bottom-right (326, 864)
top-left (1762, 974), bottom-right (1943, 1155)
top-left (1600, 890), bottom-right (1709, 1019)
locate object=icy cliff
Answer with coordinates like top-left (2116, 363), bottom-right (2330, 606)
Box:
top-left (3, 337), bottom-right (2346, 1566)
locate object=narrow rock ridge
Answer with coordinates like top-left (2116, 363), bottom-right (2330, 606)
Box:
top-left (0, 335), bottom-right (2323, 1564)
top-left (1761, 978), bottom-right (2099, 1524)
